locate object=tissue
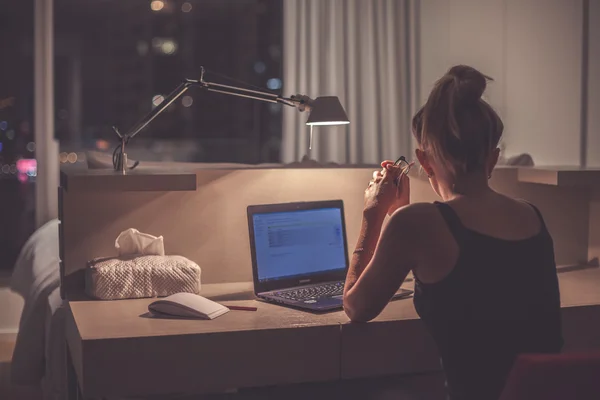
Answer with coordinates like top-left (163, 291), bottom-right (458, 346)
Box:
top-left (84, 228), bottom-right (201, 300)
top-left (115, 228), bottom-right (165, 257)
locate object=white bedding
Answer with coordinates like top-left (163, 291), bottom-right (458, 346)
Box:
top-left (42, 287), bottom-right (66, 400)
top-left (10, 219), bottom-right (65, 399)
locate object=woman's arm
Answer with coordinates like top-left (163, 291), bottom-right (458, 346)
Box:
top-left (343, 206), bottom-right (419, 322)
top-left (344, 210), bottom-right (386, 292)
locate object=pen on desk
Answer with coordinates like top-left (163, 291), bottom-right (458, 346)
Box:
top-left (224, 305), bottom-right (258, 311)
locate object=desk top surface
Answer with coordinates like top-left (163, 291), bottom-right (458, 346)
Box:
top-left (70, 296), bottom-right (345, 341)
top-left (69, 280), bottom-right (420, 340)
top-left (69, 268), bottom-right (600, 341)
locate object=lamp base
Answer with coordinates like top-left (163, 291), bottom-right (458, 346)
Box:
top-left (112, 128), bottom-right (139, 173)
top-left (112, 135), bottom-right (129, 174)
top-left (284, 155), bottom-right (340, 168)
top-left (300, 154), bottom-right (320, 165)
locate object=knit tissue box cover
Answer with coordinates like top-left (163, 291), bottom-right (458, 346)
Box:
top-left (85, 255), bottom-right (201, 300)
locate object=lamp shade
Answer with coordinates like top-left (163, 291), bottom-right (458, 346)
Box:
top-left (305, 96), bottom-right (350, 126)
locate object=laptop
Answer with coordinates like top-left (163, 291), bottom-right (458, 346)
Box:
top-left (247, 200), bottom-right (413, 312)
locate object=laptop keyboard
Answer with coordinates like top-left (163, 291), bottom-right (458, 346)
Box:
top-left (274, 281), bottom-right (344, 301)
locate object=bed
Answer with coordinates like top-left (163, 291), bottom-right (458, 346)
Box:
top-left (10, 218), bottom-right (64, 400)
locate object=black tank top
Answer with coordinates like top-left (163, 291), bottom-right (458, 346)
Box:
top-left (413, 201), bottom-right (563, 400)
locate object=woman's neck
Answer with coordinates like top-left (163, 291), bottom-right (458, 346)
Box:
top-left (438, 171), bottom-right (492, 201)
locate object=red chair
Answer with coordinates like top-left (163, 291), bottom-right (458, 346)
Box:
top-left (499, 352), bottom-right (600, 400)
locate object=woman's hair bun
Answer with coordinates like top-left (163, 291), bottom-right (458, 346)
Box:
top-left (447, 65), bottom-right (491, 104)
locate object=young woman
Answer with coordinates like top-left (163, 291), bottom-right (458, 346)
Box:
top-left (343, 65), bottom-right (563, 400)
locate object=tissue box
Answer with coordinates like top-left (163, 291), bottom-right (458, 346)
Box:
top-left (85, 255), bottom-right (201, 300)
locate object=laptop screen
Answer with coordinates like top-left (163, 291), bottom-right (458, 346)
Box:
top-left (251, 207), bottom-right (347, 283)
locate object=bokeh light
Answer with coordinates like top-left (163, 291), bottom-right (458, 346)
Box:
top-left (267, 78), bottom-right (282, 90)
top-left (152, 95), bottom-right (165, 107)
top-left (182, 95), bottom-right (193, 107)
top-left (181, 2), bottom-right (192, 12)
top-left (254, 61), bottom-right (266, 74)
top-left (150, 1), bottom-right (164, 11)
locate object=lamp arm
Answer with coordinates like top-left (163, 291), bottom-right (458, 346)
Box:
top-left (112, 67), bottom-right (313, 172)
top-left (198, 66), bottom-right (311, 108)
top-left (124, 79), bottom-right (309, 142)
top-left (200, 83), bottom-right (309, 110)
top-left (112, 79), bottom-right (201, 172)
top-left (126, 79), bottom-right (198, 141)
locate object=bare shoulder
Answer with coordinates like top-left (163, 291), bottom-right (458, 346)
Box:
top-left (386, 202), bottom-right (444, 233)
top-left (494, 193), bottom-right (544, 222)
top-left (385, 202), bottom-right (456, 272)
top-left (391, 202), bottom-right (440, 219)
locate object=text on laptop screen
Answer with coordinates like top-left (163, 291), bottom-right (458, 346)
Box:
top-left (252, 207), bottom-right (347, 282)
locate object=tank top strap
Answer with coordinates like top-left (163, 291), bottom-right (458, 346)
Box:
top-left (433, 201), bottom-right (466, 244)
top-left (519, 200), bottom-right (548, 231)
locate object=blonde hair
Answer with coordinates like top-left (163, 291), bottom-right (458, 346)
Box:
top-left (412, 65), bottom-right (504, 176)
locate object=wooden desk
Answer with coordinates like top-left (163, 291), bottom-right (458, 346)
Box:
top-left (65, 283), bottom-right (344, 398)
top-left (556, 268), bottom-right (600, 353)
top-left (66, 269), bottom-right (600, 399)
top-left (340, 291), bottom-right (439, 379)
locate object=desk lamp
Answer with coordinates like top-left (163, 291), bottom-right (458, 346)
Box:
top-left (305, 96), bottom-right (350, 152)
top-left (111, 67), bottom-right (349, 173)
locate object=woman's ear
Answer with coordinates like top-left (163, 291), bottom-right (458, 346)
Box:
top-left (415, 149), bottom-right (432, 176)
top-left (488, 147), bottom-right (500, 172)
top-left (415, 148), bottom-right (425, 164)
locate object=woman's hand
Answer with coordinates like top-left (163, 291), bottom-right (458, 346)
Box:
top-left (364, 160), bottom-right (412, 217)
top-left (383, 160), bottom-right (412, 215)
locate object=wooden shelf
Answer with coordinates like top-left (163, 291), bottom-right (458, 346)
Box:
top-left (60, 166), bottom-right (197, 193)
top-left (60, 164), bottom-right (600, 192)
top-left (517, 166), bottom-right (600, 187)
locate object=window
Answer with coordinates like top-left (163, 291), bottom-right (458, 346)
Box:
top-left (0, 0), bottom-right (283, 270)
top-left (0, 0), bottom-right (35, 270)
top-left (55, 0), bottom-right (284, 165)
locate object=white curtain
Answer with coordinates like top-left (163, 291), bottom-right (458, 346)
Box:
top-left (282, 0), bottom-right (420, 164)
